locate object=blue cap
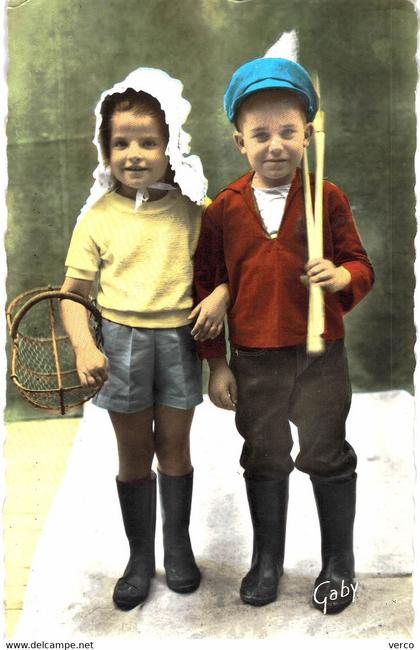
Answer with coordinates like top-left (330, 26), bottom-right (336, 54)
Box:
top-left (224, 57), bottom-right (319, 123)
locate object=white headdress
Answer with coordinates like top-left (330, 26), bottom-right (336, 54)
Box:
top-left (78, 68), bottom-right (208, 219)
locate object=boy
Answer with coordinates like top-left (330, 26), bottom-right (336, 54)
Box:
top-left (194, 57), bottom-right (374, 613)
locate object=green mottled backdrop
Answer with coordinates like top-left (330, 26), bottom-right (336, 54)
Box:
top-left (6, 0), bottom-right (417, 419)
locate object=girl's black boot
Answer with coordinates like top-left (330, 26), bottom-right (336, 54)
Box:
top-left (113, 473), bottom-right (156, 610)
top-left (158, 469), bottom-right (201, 593)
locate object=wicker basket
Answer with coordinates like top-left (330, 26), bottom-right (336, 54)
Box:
top-left (7, 287), bottom-right (103, 415)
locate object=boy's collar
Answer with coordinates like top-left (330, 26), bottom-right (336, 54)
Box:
top-left (223, 168), bottom-right (304, 218)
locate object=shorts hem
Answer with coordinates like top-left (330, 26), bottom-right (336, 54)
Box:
top-left (92, 397), bottom-right (154, 413)
top-left (155, 394), bottom-right (203, 410)
top-left (93, 395), bottom-right (203, 413)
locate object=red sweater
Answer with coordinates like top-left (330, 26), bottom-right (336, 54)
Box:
top-left (194, 170), bottom-right (374, 359)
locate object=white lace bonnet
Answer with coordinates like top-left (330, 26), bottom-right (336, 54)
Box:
top-left (78, 67), bottom-right (208, 219)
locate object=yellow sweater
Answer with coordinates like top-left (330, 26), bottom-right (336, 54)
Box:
top-left (65, 190), bottom-right (206, 328)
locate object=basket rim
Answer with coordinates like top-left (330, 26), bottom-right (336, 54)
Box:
top-left (8, 289), bottom-right (102, 340)
top-left (6, 286), bottom-right (61, 330)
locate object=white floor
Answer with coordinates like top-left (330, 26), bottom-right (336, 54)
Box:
top-left (14, 391), bottom-right (416, 645)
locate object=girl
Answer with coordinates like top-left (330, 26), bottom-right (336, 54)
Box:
top-left (60, 68), bottom-right (229, 610)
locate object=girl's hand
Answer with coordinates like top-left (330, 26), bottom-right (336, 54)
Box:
top-left (188, 283), bottom-right (231, 341)
top-left (207, 357), bottom-right (237, 411)
top-left (302, 259), bottom-right (351, 293)
top-left (75, 344), bottom-right (109, 388)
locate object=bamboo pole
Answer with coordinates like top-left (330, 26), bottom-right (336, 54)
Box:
top-left (304, 73), bottom-right (325, 355)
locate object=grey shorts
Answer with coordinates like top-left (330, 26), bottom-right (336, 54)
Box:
top-left (93, 319), bottom-right (203, 413)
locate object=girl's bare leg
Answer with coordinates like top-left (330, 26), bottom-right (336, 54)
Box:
top-left (110, 407), bottom-right (155, 481)
top-left (154, 406), bottom-right (194, 476)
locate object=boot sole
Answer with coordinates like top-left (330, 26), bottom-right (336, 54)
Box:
top-left (166, 579), bottom-right (200, 594)
top-left (240, 591), bottom-right (277, 607)
top-left (312, 598), bottom-right (354, 615)
top-left (113, 598), bottom-right (146, 611)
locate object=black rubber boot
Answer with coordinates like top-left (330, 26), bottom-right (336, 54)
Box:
top-left (113, 473), bottom-right (156, 610)
top-left (158, 469), bottom-right (201, 593)
top-left (311, 474), bottom-right (357, 614)
top-left (240, 477), bottom-right (289, 606)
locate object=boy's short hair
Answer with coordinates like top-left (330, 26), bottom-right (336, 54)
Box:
top-left (224, 57), bottom-right (318, 124)
top-left (99, 89), bottom-right (169, 164)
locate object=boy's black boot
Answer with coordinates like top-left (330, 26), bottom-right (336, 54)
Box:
top-left (113, 473), bottom-right (156, 610)
top-left (311, 473), bottom-right (357, 614)
top-left (240, 477), bottom-right (289, 606)
top-left (158, 469), bottom-right (201, 593)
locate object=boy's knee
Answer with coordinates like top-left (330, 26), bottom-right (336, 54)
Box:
top-left (240, 444), bottom-right (294, 480)
top-left (295, 451), bottom-right (357, 480)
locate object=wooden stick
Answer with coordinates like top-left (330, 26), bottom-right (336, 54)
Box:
top-left (312, 73), bottom-right (325, 261)
top-left (303, 150), bottom-right (324, 355)
top-left (304, 73), bottom-right (325, 355)
top-left (302, 148), bottom-right (315, 257)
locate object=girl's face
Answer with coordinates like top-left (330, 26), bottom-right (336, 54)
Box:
top-left (109, 109), bottom-right (169, 199)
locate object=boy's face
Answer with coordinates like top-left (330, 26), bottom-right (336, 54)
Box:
top-left (109, 110), bottom-right (169, 199)
top-left (233, 89), bottom-right (312, 188)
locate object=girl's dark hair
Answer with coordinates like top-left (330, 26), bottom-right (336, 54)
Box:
top-left (98, 89), bottom-right (170, 164)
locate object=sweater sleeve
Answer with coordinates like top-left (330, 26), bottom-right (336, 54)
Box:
top-left (64, 215), bottom-right (100, 281)
top-left (327, 185), bottom-right (374, 313)
top-left (193, 198), bottom-right (228, 359)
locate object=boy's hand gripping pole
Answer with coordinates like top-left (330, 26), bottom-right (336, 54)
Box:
top-left (303, 73), bottom-right (325, 355)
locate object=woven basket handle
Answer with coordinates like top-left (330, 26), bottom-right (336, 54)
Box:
top-left (9, 290), bottom-right (102, 341)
